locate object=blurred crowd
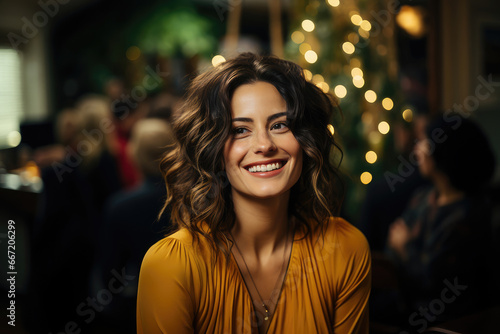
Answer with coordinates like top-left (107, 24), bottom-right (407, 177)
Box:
top-left (23, 80), bottom-right (182, 334)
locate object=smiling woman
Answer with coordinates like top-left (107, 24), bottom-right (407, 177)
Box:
top-left (136, 53), bottom-right (371, 334)
top-left (224, 82), bottom-right (303, 200)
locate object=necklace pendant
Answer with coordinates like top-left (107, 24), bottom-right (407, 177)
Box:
top-left (263, 305), bottom-right (269, 321)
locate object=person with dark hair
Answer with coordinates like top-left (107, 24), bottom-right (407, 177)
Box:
top-left (91, 118), bottom-right (174, 333)
top-left (136, 53), bottom-right (371, 333)
top-left (358, 113), bottom-right (430, 252)
top-left (387, 113), bottom-right (497, 326)
top-left (28, 97), bottom-right (122, 333)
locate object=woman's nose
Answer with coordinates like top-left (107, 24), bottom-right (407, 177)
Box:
top-left (253, 130), bottom-right (277, 154)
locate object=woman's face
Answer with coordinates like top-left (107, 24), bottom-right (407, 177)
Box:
top-left (223, 81), bottom-right (303, 200)
top-left (415, 136), bottom-right (436, 177)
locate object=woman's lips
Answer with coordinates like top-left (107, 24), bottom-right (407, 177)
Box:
top-left (243, 160), bottom-right (288, 177)
top-left (244, 159), bottom-right (288, 172)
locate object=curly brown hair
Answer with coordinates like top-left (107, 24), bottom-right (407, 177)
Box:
top-left (159, 52), bottom-right (344, 254)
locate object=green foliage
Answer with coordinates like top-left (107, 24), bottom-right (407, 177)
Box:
top-left (137, 6), bottom-right (219, 58)
top-left (285, 0), bottom-right (402, 222)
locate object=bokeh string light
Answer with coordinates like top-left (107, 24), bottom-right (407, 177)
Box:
top-left (364, 90), bottom-right (377, 103)
top-left (378, 121), bottom-right (390, 135)
top-left (299, 43), bottom-right (312, 55)
top-left (327, 0), bottom-right (340, 7)
top-left (365, 151), bottom-right (377, 164)
top-left (342, 42), bottom-right (355, 54)
top-left (304, 50), bottom-right (318, 63)
top-left (312, 74), bottom-right (325, 83)
top-left (402, 108), bottom-right (413, 122)
top-left (334, 85), bottom-right (347, 98)
top-left (290, 0), bottom-right (402, 186)
top-left (303, 69), bottom-right (313, 81)
top-left (360, 171), bottom-right (373, 185)
top-left (291, 31), bottom-right (305, 44)
top-left (301, 19), bottom-right (315, 32)
top-left (211, 55), bottom-right (226, 67)
top-left (382, 97), bottom-right (394, 110)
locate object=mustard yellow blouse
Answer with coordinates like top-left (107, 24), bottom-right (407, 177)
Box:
top-left (137, 217), bottom-right (371, 333)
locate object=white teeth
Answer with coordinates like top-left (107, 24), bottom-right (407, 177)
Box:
top-left (247, 162), bottom-right (283, 173)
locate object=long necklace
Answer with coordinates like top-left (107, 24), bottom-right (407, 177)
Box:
top-left (230, 229), bottom-right (289, 322)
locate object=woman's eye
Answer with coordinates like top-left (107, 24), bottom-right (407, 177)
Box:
top-left (232, 127), bottom-right (248, 135)
top-left (271, 122), bottom-right (288, 131)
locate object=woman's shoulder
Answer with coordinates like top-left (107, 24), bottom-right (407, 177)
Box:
top-left (330, 217), bottom-right (369, 252)
top-left (142, 228), bottom-right (211, 269)
top-left (304, 217), bottom-right (371, 263)
top-left (326, 216), bottom-right (366, 236)
top-left (307, 216), bottom-right (368, 243)
top-left (313, 217), bottom-right (371, 289)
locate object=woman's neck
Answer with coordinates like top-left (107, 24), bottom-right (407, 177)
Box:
top-left (230, 190), bottom-right (292, 262)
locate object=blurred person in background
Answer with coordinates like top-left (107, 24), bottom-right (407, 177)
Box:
top-left (360, 113), bottom-right (431, 327)
top-left (386, 113), bottom-right (497, 328)
top-left (27, 95), bottom-right (122, 333)
top-left (148, 91), bottom-right (184, 122)
top-left (32, 108), bottom-right (80, 168)
top-left (91, 118), bottom-right (174, 333)
top-left (73, 95), bottom-right (123, 211)
top-left (358, 113), bottom-right (430, 252)
top-left (109, 87), bottom-right (150, 190)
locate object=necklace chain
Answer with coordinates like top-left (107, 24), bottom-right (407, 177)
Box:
top-left (230, 230), bottom-right (289, 322)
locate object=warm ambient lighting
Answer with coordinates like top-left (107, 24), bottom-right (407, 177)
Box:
top-left (360, 20), bottom-right (372, 31)
top-left (382, 97), bottom-right (394, 110)
top-left (342, 42), bottom-right (355, 54)
top-left (377, 45), bottom-right (388, 56)
top-left (350, 58), bottom-right (361, 68)
top-left (305, 50), bottom-right (318, 63)
top-left (312, 74), bottom-right (325, 83)
top-left (334, 85), bottom-right (347, 98)
top-left (353, 76), bottom-right (364, 88)
top-left (351, 67), bottom-right (363, 78)
top-left (302, 19), bottom-right (315, 32)
top-left (351, 14), bottom-right (362, 26)
top-left (359, 28), bottom-right (370, 39)
top-left (396, 5), bottom-right (426, 38)
top-left (299, 43), bottom-right (312, 55)
top-left (291, 31), bottom-right (305, 44)
top-left (402, 108), bottom-right (413, 122)
top-left (364, 90), bottom-right (377, 103)
top-left (360, 172), bottom-right (372, 185)
top-left (212, 55), bottom-right (226, 67)
top-left (316, 82), bottom-right (330, 93)
top-left (303, 69), bottom-right (313, 81)
top-left (327, 0), bottom-right (340, 7)
top-left (361, 112), bottom-right (373, 125)
top-left (126, 46), bottom-right (141, 61)
top-left (369, 131), bottom-right (382, 144)
top-left (365, 151), bottom-right (377, 164)
top-left (347, 32), bottom-right (359, 45)
top-left (378, 121), bottom-right (390, 134)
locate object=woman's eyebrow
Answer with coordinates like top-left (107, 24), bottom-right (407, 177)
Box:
top-left (268, 111), bottom-right (287, 122)
top-left (232, 111), bottom-right (287, 123)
